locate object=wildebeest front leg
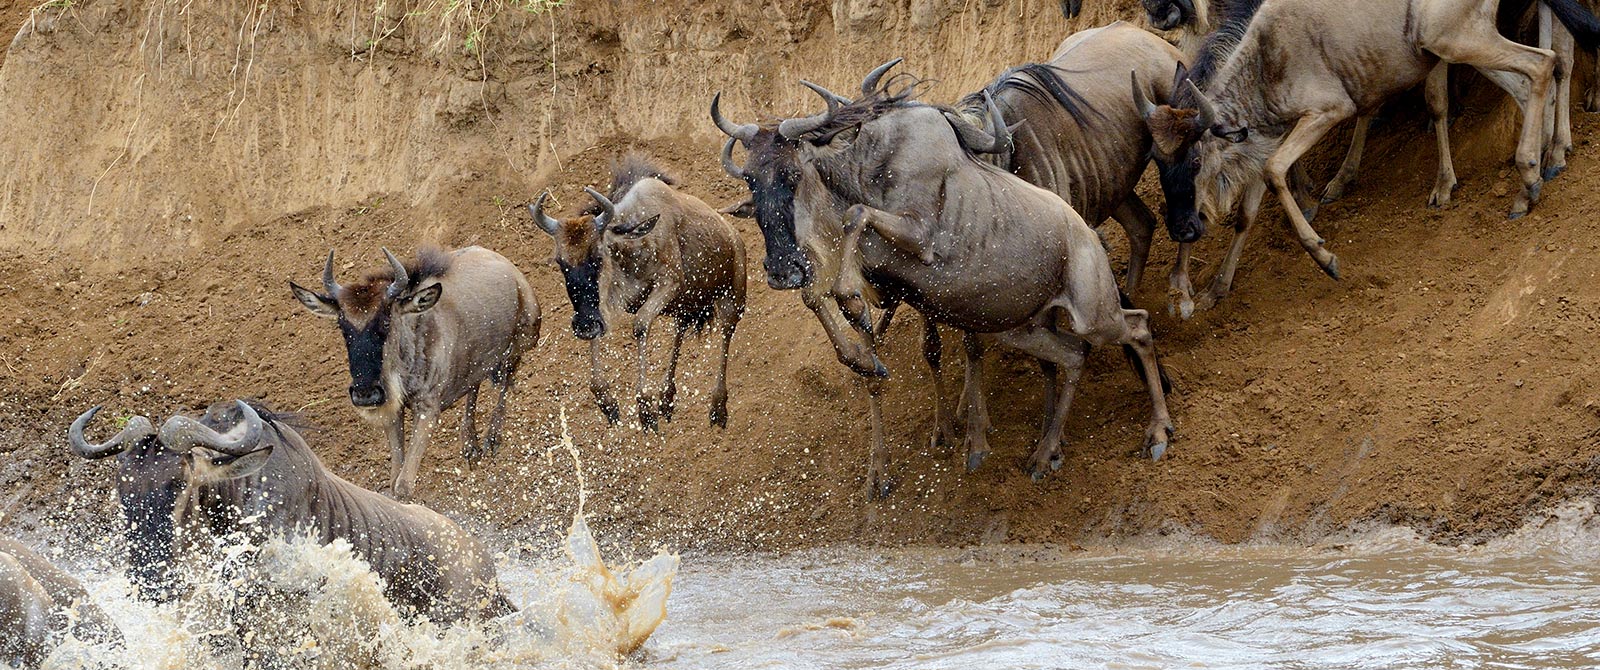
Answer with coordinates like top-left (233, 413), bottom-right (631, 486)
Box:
top-left (1195, 178), bottom-right (1267, 311)
top-left (960, 332), bottom-right (993, 472)
top-left (1322, 116), bottom-right (1371, 203)
top-left (458, 384), bottom-right (482, 466)
top-left (1425, 63), bottom-right (1458, 208)
top-left (1539, 7), bottom-right (1573, 180)
top-left (1267, 109), bottom-right (1349, 279)
top-left (709, 296), bottom-right (741, 428)
top-left (1024, 340), bottom-right (1085, 481)
top-left (1119, 307), bottom-right (1175, 461)
top-left (1589, 35), bottom-right (1600, 112)
top-left (588, 337), bottom-right (621, 424)
top-left (385, 417), bottom-right (406, 496)
top-left (923, 315), bottom-right (957, 455)
top-left (658, 321), bottom-right (688, 424)
top-left (633, 287), bottom-right (675, 432)
top-left (863, 374), bottom-right (894, 500)
top-left (396, 408), bottom-right (439, 499)
top-left (834, 204), bottom-right (934, 327)
top-left (1168, 241), bottom-right (1196, 319)
top-left (1110, 196), bottom-right (1157, 291)
top-left (801, 285), bottom-right (888, 379)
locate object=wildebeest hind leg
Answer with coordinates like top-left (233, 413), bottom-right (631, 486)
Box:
top-left (1267, 110), bottom-right (1349, 279)
top-left (1119, 308), bottom-right (1175, 461)
top-left (458, 385), bottom-right (482, 465)
top-left (1425, 63), bottom-right (1459, 208)
top-left (482, 372), bottom-right (517, 459)
top-left (1110, 196), bottom-right (1157, 291)
top-left (1322, 116), bottom-right (1370, 203)
top-left (710, 298), bottom-right (740, 428)
top-left (959, 332), bottom-right (993, 473)
top-left (864, 375), bottom-right (895, 500)
top-left (923, 316), bottom-right (957, 455)
top-left (659, 322), bottom-right (688, 424)
top-left (1540, 10), bottom-right (1573, 180)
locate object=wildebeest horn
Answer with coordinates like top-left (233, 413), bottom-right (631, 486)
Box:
top-left (800, 80), bottom-right (851, 112)
top-left (382, 248), bottom-right (408, 300)
top-left (1131, 71), bottom-right (1157, 120)
top-left (529, 191), bottom-right (561, 235)
top-left (159, 400), bottom-right (265, 456)
top-left (859, 58), bottom-right (903, 98)
top-left (949, 91), bottom-right (1011, 154)
top-left (321, 250), bottom-right (342, 298)
top-left (1185, 79), bottom-right (1218, 128)
top-left (67, 406), bottom-right (155, 460)
top-left (778, 109), bottom-right (831, 139)
top-left (720, 138), bottom-right (746, 180)
top-left (982, 91), bottom-right (1011, 152)
top-left (710, 92), bottom-right (757, 143)
top-left (584, 187), bottom-right (615, 230)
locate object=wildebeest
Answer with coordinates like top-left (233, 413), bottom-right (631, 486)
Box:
top-left (1143, 0), bottom-right (1599, 316)
top-left (730, 61), bottom-right (1176, 483)
top-left (289, 246), bottom-right (540, 498)
top-left (67, 400), bottom-right (515, 622)
top-left (0, 536), bottom-right (120, 668)
top-left (529, 154), bottom-right (746, 430)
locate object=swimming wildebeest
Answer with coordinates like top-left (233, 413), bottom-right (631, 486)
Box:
top-left (0, 536), bottom-right (120, 668)
top-left (67, 400), bottom-right (515, 622)
top-left (289, 246), bottom-right (540, 498)
top-left (1144, 0), bottom-right (1599, 314)
top-left (726, 61), bottom-right (1177, 485)
top-left (529, 154), bottom-right (746, 430)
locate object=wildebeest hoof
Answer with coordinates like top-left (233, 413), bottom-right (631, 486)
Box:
top-left (867, 476), bottom-right (897, 501)
top-left (1527, 180), bottom-right (1543, 204)
top-left (1319, 253), bottom-right (1341, 281)
top-left (598, 398), bottom-right (621, 425)
top-left (966, 449), bottom-right (990, 473)
top-left (1543, 164), bottom-right (1565, 182)
top-left (659, 390), bottom-right (677, 423)
top-left (1147, 441), bottom-right (1169, 461)
top-left (637, 399), bottom-right (660, 432)
top-left (709, 397), bottom-right (729, 429)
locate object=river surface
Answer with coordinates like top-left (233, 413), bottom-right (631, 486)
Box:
top-left (26, 504), bottom-right (1600, 670)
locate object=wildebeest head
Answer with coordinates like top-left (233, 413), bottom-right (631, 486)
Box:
top-left (712, 95), bottom-right (815, 291)
top-left (289, 250), bottom-right (446, 410)
top-left (528, 188), bottom-right (659, 340)
top-left (67, 401), bottom-right (275, 603)
top-left (1134, 66), bottom-right (1211, 243)
top-left (1142, 0), bottom-right (1198, 31)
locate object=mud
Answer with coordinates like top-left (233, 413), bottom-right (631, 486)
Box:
top-left (0, 0), bottom-right (1598, 557)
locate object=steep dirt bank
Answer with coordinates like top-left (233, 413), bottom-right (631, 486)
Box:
top-left (1, 0), bottom-right (1598, 556)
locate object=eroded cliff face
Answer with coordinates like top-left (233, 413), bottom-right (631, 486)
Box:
top-left (0, 0), bottom-right (1124, 260)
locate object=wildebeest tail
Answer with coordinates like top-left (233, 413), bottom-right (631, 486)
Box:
top-left (1118, 289), bottom-right (1173, 395)
top-left (1542, 0), bottom-right (1600, 50)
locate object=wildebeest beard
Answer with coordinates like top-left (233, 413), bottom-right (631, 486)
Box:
top-left (115, 436), bottom-right (185, 603)
top-left (338, 310), bottom-right (393, 408)
top-left (559, 256), bottom-right (606, 339)
top-left (742, 133), bottom-right (813, 291)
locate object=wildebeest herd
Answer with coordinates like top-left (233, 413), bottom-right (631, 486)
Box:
top-left (7, 0), bottom-right (1600, 664)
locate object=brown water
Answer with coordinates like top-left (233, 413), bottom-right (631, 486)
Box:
top-left (27, 503), bottom-right (1600, 669)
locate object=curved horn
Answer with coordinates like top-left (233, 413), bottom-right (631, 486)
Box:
top-left (720, 138), bottom-right (746, 180)
top-left (1185, 79), bottom-right (1218, 129)
top-left (947, 92), bottom-right (1010, 154)
top-left (859, 58), bottom-right (904, 98)
top-left (158, 400), bottom-right (265, 457)
top-left (1131, 70), bottom-right (1157, 120)
top-left (981, 91), bottom-right (1011, 153)
top-left (529, 191), bottom-right (561, 235)
top-left (321, 250), bottom-right (342, 298)
top-left (710, 93), bottom-right (758, 143)
top-left (381, 248), bottom-right (409, 300)
top-left (584, 187), bottom-right (616, 230)
top-left (67, 406), bottom-right (154, 460)
top-left (777, 109), bottom-right (831, 139)
top-left (800, 80), bottom-right (851, 112)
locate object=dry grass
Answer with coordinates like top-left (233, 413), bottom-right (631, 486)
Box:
top-left (365, 0), bottom-right (567, 57)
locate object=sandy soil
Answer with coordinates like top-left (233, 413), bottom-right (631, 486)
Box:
top-left (0, 0), bottom-right (1597, 555)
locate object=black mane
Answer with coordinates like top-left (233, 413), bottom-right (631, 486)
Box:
top-left (1175, 0), bottom-right (1265, 105)
top-left (960, 62), bottom-right (1097, 128)
top-left (581, 153), bottom-right (677, 216)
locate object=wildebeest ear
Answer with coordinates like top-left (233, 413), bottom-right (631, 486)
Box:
top-left (288, 281), bottom-right (339, 319)
top-left (614, 213), bottom-right (660, 238)
top-left (189, 446), bottom-right (273, 483)
top-left (720, 199), bottom-right (756, 219)
top-left (400, 283), bottom-right (443, 315)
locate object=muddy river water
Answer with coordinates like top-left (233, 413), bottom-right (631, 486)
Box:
top-left (26, 504), bottom-right (1600, 670)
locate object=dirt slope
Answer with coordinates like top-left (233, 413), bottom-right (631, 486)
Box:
top-left (1, 0), bottom-right (1597, 554)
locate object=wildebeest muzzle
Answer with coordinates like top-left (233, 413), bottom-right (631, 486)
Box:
top-left (765, 253), bottom-right (814, 291)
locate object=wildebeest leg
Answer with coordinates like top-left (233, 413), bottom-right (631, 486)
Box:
top-left (1110, 196), bottom-right (1157, 291)
top-left (834, 204), bottom-right (934, 325)
top-left (658, 321), bottom-right (688, 424)
top-left (1539, 7), bottom-right (1573, 180)
top-left (1266, 110), bottom-right (1350, 279)
top-left (801, 286), bottom-right (888, 379)
top-left (589, 337), bottom-right (621, 424)
top-left (633, 290), bottom-right (675, 432)
top-left (1194, 179), bottom-right (1268, 311)
top-left (1022, 338), bottom-right (1086, 481)
top-left (396, 408), bottom-right (439, 499)
top-left (1168, 242), bottom-right (1196, 320)
top-left (1425, 63), bottom-right (1459, 208)
top-left (873, 298), bottom-right (900, 339)
top-left (481, 369), bottom-right (517, 459)
top-left (1289, 162), bottom-right (1320, 224)
top-left (1425, 15), bottom-right (1554, 218)
top-left (864, 374), bottom-right (894, 500)
top-left (960, 332), bottom-right (993, 472)
top-left (924, 315), bottom-right (957, 455)
top-left (1038, 359), bottom-right (1059, 434)
top-left (385, 416), bottom-right (406, 495)
top-left (1322, 116), bottom-right (1371, 203)
top-left (710, 297), bottom-right (740, 429)
top-left (1119, 307), bottom-right (1176, 460)
top-left (1588, 33), bottom-right (1600, 112)
top-left (458, 384), bottom-right (482, 465)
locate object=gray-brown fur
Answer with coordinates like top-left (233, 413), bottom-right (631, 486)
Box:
top-left (69, 400), bottom-right (514, 623)
top-left (290, 246), bottom-right (541, 499)
top-left (0, 536), bottom-right (120, 668)
top-left (533, 153), bottom-right (746, 430)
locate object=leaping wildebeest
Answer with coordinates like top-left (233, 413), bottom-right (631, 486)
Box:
top-left (289, 246), bottom-right (540, 498)
top-left (1143, 0), bottom-right (1599, 315)
top-left (67, 400), bottom-right (516, 622)
top-left (529, 154), bottom-right (746, 430)
top-left (0, 536), bottom-right (121, 669)
top-left (721, 61), bottom-right (1176, 487)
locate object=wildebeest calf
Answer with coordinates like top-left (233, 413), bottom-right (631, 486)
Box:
top-left (290, 246), bottom-right (540, 498)
top-left (531, 154), bottom-right (746, 430)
